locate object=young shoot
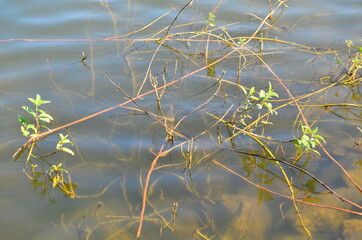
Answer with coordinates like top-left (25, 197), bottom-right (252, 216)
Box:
top-left (292, 125), bottom-right (326, 155)
top-left (18, 94), bottom-right (52, 138)
top-left (205, 13), bottom-right (216, 27)
top-left (241, 82), bottom-right (279, 115)
top-left (16, 94), bottom-right (75, 196)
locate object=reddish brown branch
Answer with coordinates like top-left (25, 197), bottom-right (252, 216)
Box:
top-left (136, 142), bottom-right (166, 238)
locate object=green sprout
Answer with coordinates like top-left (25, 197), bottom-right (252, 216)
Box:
top-left (229, 82), bottom-right (279, 127)
top-left (16, 94), bottom-right (76, 197)
top-left (241, 82), bottom-right (279, 116)
top-left (205, 13), bottom-right (216, 27)
top-left (18, 94), bottom-right (52, 138)
top-left (292, 125), bottom-right (326, 155)
top-left (18, 94), bottom-right (74, 157)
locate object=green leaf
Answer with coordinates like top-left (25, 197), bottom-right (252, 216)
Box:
top-left (250, 96), bottom-right (258, 101)
top-left (60, 147), bottom-right (75, 156)
top-left (355, 46), bottom-right (362, 53)
top-left (240, 86), bottom-right (248, 96)
top-left (302, 135), bottom-right (310, 141)
top-left (259, 89), bottom-right (266, 99)
top-left (238, 38), bottom-right (246, 44)
top-left (18, 115), bottom-right (28, 124)
top-left (50, 163), bottom-right (66, 173)
top-left (301, 139), bottom-right (309, 148)
top-left (310, 140), bottom-right (317, 148)
top-left (310, 149), bottom-right (321, 155)
top-left (29, 94), bottom-right (51, 107)
top-left (269, 91), bottom-right (279, 98)
top-left (310, 127), bottom-right (318, 135)
top-left (261, 120), bottom-right (273, 125)
top-left (268, 82), bottom-right (278, 98)
top-left (346, 40), bottom-right (353, 47)
top-left (58, 134), bottom-right (73, 145)
top-left (249, 87), bottom-right (255, 96)
top-left (28, 97), bottom-right (36, 105)
top-left (21, 126), bottom-right (30, 137)
top-left (314, 134), bottom-right (326, 143)
top-left (264, 102), bottom-right (273, 111)
top-left (22, 106), bottom-right (36, 117)
top-left (205, 13), bottom-right (216, 27)
top-left (38, 110), bottom-right (53, 120)
top-left (27, 124), bottom-right (36, 133)
top-left (38, 111), bottom-right (53, 123)
top-left (56, 167), bottom-right (68, 173)
top-left (255, 103), bottom-right (263, 109)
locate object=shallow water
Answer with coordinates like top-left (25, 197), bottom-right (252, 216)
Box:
top-left (1, 0), bottom-right (361, 239)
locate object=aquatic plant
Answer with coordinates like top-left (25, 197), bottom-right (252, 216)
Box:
top-left (11, 0), bottom-right (362, 239)
top-left (16, 94), bottom-right (76, 197)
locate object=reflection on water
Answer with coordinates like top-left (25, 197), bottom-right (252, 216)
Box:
top-left (1, 0), bottom-right (362, 239)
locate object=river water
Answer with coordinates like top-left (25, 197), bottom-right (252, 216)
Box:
top-left (1, 0), bottom-right (361, 239)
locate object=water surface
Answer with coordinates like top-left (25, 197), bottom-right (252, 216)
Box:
top-left (1, 0), bottom-right (361, 239)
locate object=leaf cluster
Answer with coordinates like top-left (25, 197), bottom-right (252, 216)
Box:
top-left (292, 125), bottom-right (326, 155)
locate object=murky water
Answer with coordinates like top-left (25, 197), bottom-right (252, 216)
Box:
top-left (1, 0), bottom-right (361, 239)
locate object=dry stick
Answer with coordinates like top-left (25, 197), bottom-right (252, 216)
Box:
top-left (165, 0), bottom-right (193, 37)
top-left (103, 73), bottom-right (150, 117)
top-left (136, 0), bottom-right (193, 97)
top-left (137, 141), bottom-right (167, 238)
top-left (105, 3), bottom-right (184, 40)
top-left (0, 36), bottom-right (315, 52)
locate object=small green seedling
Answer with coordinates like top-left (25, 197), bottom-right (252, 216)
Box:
top-left (18, 94), bottom-right (74, 158)
top-left (241, 82), bottom-right (279, 113)
top-left (238, 38), bottom-right (247, 45)
top-left (205, 13), bottom-right (216, 27)
top-left (17, 94), bottom-right (75, 196)
top-left (292, 125), bottom-right (326, 155)
top-left (18, 94), bottom-right (52, 138)
top-left (239, 82), bottom-right (279, 125)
